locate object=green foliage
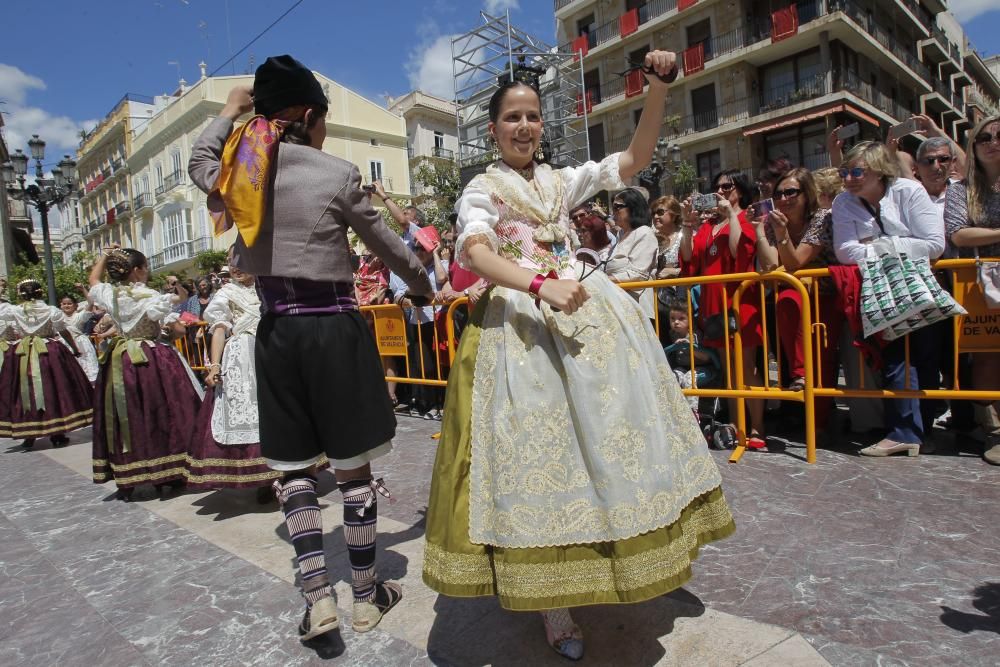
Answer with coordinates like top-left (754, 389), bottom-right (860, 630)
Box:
top-left (671, 160), bottom-right (699, 198)
top-left (5, 254), bottom-right (89, 303)
top-left (413, 157), bottom-right (461, 233)
top-left (194, 249), bottom-right (229, 275)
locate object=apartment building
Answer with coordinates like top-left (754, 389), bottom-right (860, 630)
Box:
top-left (75, 94), bottom-right (156, 256)
top-left (387, 91), bottom-right (458, 201)
top-left (81, 66), bottom-right (411, 276)
top-left (555, 0), bottom-right (1000, 191)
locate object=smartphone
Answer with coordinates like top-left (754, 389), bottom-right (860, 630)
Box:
top-left (836, 122), bottom-right (860, 141)
top-left (750, 198), bottom-right (774, 220)
top-left (693, 193), bottom-right (718, 212)
top-left (888, 117), bottom-right (919, 141)
top-left (361, 184), bottom-right (376, 194)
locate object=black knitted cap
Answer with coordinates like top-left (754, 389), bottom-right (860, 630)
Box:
top-left (252, 55), bottom-right (328, 118)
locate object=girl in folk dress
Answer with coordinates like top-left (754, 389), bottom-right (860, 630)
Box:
top-left (3, 280), bottom-right (93, 448)
top-left (58, 294), bottom-right (100, 383)
top-left (186, 262), bottom-right (289, 493)
top-left (88, 248), bottom-right (204, 500)
top-left (0, 300), bottom-right (18, 439)
top-left (422, 51), bottom-right (734, 661)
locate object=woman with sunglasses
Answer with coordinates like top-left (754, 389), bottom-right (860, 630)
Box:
top-left (832, 141), bottom-right (945, 457)
top-left (944, 113), bottom-right (1000, 466)
top-left (755, 169), bottom-right (840, 427)
top-left (680, 169), bottom-right (767, 449)
top-left (606, 188), bottom-right (658, 320)
top-left (652, 196), bottom-right (683, 279)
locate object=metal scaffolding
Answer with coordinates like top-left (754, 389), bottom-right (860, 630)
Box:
top-left (451, 11), bottom-right (589, 178)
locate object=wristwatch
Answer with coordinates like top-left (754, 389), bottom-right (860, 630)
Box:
top-left (779, 237), bottom-right (791, 246)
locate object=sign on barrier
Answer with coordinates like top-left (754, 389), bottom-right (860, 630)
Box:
top-left (953, 266), bottom-right (1000, 352)
top-left (373, 307), bottom-right (408, 356)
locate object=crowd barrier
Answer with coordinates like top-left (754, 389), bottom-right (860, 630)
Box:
top-left (362, 258), bottom-right (1000, 465)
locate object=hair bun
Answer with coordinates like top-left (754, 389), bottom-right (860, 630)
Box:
top-left (106, 248), bottom-right (142, 283)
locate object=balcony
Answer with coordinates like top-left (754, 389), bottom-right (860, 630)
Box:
top-left (133, 192), bottom-right (153, 211)
top-left (919, 25), bottom-right (949, 62)
top-left (112, 157), bottom-right (123, 171)
top-left (431, 146), bottom-right (455, 160)
top-left (894, 0), bottom-right (930, 35)
top-left (155, 170), bottom-right (185, 197)
top-left (83, 219), bottom-right (104, 237)
top-left (148, 237), bottom-right (212, 271)
top-left (553, 0), bottom-right (579, 12)
top-left (114, 201), bottom-right (131, 218)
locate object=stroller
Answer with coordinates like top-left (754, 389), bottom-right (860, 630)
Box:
top-left (663, 338), bottom-right (735, 450)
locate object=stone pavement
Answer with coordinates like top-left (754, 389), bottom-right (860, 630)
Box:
top-left (1, 416), bottom-right (997, 666)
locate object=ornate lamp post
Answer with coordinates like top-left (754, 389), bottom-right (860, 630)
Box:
top-left (1, 135), bottom-right (78, 305)
top-left (637, 137), bottom-right (682, 200)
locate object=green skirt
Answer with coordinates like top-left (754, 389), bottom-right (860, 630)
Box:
top-left (422, 297), bottom-right (736, 611)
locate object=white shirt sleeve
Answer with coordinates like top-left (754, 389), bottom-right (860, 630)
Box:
top-left (88, 282), bottom-right (115, 313)
top-left (558, 153), bottom-right (628, 209)
top-left (891, 181), bottom-right (945, 260)
top-left (454, 179), bottom-right (501, 270)
top-left (201, 288), bottom-right (233, 333)
top-left (832, 192), bottom-right (870, 266)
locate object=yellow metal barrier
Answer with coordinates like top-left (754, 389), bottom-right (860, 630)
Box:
top-left (360, 303), bottom-right (449, 388)
top-left (174, 322), bottom-right (210, 372)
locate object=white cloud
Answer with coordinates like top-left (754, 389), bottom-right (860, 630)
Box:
top-left (949, 0), bottom-right (998, 21)
top-left (406, 34), bottom-right (460, 99)
top-left (484, 0), bottom-right (519, 14)
top-left (0, 63), bottom-right (95, 161)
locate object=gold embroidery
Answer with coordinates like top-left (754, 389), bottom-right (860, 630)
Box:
top-left (97, 453), bottom-right (188, 472)
top-left (185, 471), bottom-right (280, 484)
top-left (186, 456), bottom-right (270, 468)
top-left (1, 408), bottom-right (93, 429)
top-left (423, 542), bottom-right (494, 587)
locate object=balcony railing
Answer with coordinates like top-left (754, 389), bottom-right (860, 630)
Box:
top-left (100, 166), bottom-right (112, 180)
top-left (554, 0), bottom-right (577, 10)
top-left (114, 201), bottom-right (131, 217)
top-left (432, 146), bottom-right (455, 160)
top-left (133, 192), bottom-right (153, 211)
top-left (84, 219), bottom-right (104, 236)
top-left (148, 237), bottom-right (212, 271)
top-left (112, 157), bottom-right (123, 171)
top-left (154, 170), bottom-right (185, 196)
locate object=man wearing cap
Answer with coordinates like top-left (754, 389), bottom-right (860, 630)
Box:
top-left (189, 54), bottom-right (433, 641)
top-left (388, 226), bottom-right (447, 419)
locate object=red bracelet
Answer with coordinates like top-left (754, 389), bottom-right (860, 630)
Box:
top-left (528, 273), bottom-right (548, 297)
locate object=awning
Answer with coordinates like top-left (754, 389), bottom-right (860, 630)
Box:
top-left (742, 103), bottom-right (881, 137)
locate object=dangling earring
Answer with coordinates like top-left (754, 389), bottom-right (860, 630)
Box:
top-left (490, 136), bottom-right (499, 162)
top-left (535, 135), bottom-right (545, 162)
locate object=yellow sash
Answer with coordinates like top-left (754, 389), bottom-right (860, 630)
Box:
top-left (15, 336), bottom-right (48, 412)
top-left (99, 337), bottom-right (150, 454)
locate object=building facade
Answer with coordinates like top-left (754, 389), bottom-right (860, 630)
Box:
top-left (388, 91), bottom-right (459, 200)
top-left (555, 0), bottom-right (1000, 191)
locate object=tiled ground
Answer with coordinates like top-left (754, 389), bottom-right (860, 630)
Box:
top-left (1, 412), bottom-right (997, 666)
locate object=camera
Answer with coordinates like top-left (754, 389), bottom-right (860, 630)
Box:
top-left (693, 193), bottom-right (718, 212)
top-left (361, 184), bottom-right (377, 194)
top-left (749, 198), bottom-right (774, 220)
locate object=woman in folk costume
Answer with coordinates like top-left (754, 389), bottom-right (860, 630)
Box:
top-left (88, 248), bottom-right (205, 500)
top-left (58, 294), bottom-right (100, 383)
top-left (186, 258), bottom-right (286, 496)
top-left (422, 51), bottom-right (735, 661)
top-left (188, 55), bottom-right (433, 641)
top-left (3, 280), bottom-right (93, 449)
top-left (0, 299), bottom-right (18, 438)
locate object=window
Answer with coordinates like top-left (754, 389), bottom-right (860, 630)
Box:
top-left (197, 206), bottom-right (209, 238)
top-left (760, 49), bottom-right (823, 109)
top-left (583, 69), bottom-right (601, 104)
top-left (370, 138), bottom-right (379, 146)
top-left (141, 222), bottom-right (153, 255)
top-left (696, 149), bottom-right (721, 193)
top-left (155, 164), bottom-right (164, 188)
top-left (161, 209), bottom-right (191, 262)
top-left (686, 18), bottom-right (713, 61)
top-left (577, 13), bottom-right (596, 48)
top-left (629, 45), bottom-right (650, 71)
top-left (171, 150), bottom-right (182, 176)
top-left (691, 84), bottom-right (718, 132)
top-left (434, 131), bottom-right (445, 150)
top-left (763, 121), bottom-right (827, 171)
top-left (140, 175), bottom-right (149, 195)
top-left (587, 123), bottom-right (606, 162)
top-left (369, 160), bottom-right (383, 183)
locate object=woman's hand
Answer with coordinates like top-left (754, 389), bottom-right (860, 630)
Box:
top-left (205, 366), bottom-right (221, 387)
top-left (221, 85), bottom-right (254, 120)
top-left (768, 209), bottom-right (788, 230)
top-left (680, 197), bottom-right (699, 226)
top-left (642, 50), bottom-right (678, 91)
top-left (467, 283), bottom-right (486, 306)
top-left (715, 193), bottom-right (735, 218)
top-left (538, 278), bottom-right (589, 315)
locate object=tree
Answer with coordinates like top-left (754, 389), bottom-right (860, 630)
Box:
top-left (413, 157), bottom-right (461, 233)
top-left (194, 249), bottom-right (228, 275)
top-left (671, 160), bottom-right (699, 198)
top-left (6, 253), bottom-right (89, 303)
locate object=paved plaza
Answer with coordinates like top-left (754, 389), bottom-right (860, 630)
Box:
top-left (1, 416), bottom-right (997, 666)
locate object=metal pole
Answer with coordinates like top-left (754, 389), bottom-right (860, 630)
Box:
top-left (38, 202), bottom-right (58, 306)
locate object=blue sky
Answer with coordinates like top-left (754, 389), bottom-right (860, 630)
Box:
top-left (1, 0), bottom-right (998, 166)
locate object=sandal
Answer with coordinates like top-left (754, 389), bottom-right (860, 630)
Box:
top-left (788, 377), bottom-right (806, 391)
top-left (746, 432), bottom-right (767, 450)
top-left (352, 581), bottom-right (403, 633)
top-left (542, 614), bottom-right (584, 661)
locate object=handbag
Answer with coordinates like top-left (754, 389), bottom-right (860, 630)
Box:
top-left (975, 247), bottom-right (1000, 310)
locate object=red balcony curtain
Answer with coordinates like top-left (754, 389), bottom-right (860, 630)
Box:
top-left (625, 69), bottom-right (645, 98)
top-left (771, 4), bottom-right (799, 42)
top-left (576, 89), bottom-right (595, 116)
top-left (683, 43), bottom-right (705, 75)
top-left (678, 0), bottom-right (698, 12)
top-left (106, 208), bottom-right (115, 225)
top-left (619, 8), bottom-right (639, 38)
top-left (572, 35), bottom-right (589, 61)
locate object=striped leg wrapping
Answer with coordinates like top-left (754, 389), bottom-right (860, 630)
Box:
top-left (341, 481), bottom-right (378, 603)
top-left (275, 477), bottom-right (331, 605)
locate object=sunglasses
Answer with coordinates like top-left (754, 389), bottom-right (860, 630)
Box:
top-left (773, 188), bottom-right (802, 200)
top-left (918, 155), bottom-right (952, 166)
top-left (838, 166), bottom-right (867, 179)
top-left (716, 183), bottom-right (736, 192)
top-left (653, 208), bottom-right (668, 216)
top-left (974, 131), bottom-right (1000, 145)
top-left (611, 202), bottom-right (628, 211)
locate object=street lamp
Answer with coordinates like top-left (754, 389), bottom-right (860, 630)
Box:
top-left (1, 136), bottom-right (78, 305)
top-left (637, 137), bottom-right (682, 199)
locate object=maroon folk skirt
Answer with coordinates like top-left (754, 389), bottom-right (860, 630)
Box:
top-left (185, 389), bottom-right (280, 490)
top-left (5, 337), bottom-right (93, 439)
top-left (92, 341), bottom-right (201, 489)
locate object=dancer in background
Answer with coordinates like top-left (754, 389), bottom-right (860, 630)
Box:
top-left (4, 280), bottom-right (93, 449)
top-left (186, 257), bottom-right (288, 496)
top-left (422, 51), bottom-right (734, 661)
top-left (88, 248), bottom-right (204, 499)
top-left (58, 294), bottom-right (100, 383)
top-left (189, 55), bottom-right (433, 641)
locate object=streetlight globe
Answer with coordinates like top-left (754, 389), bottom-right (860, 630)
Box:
top-left (670, 144), bottom-right (682, 165)
top-left (28, 135), bottom-right (46, 161)
top-left (10, 149), bottom-right (28, 176)
top-left (57, 155), bottom-right (77, 184)
top-left (1, 162), bottom-right (13, 184)
top-left (51, 166), bottom-right (65, 188)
